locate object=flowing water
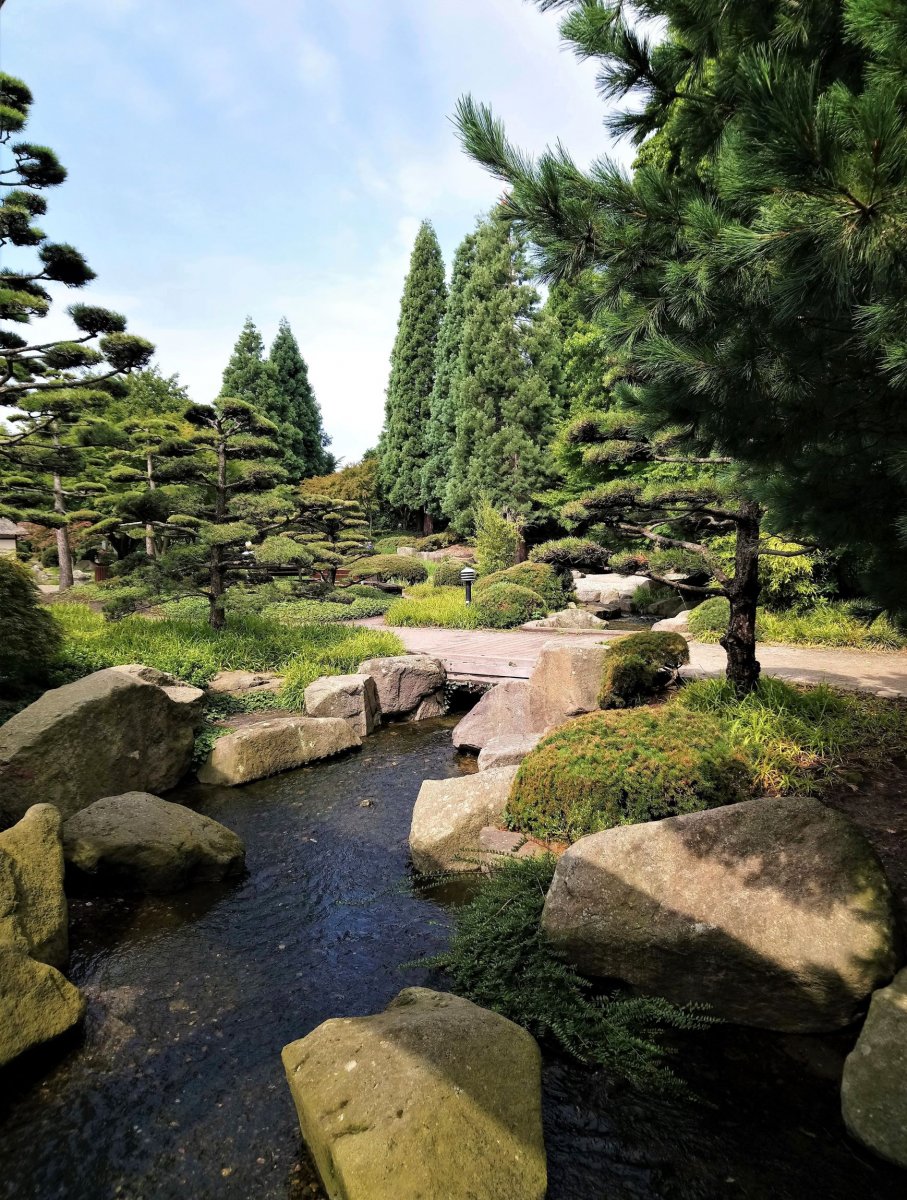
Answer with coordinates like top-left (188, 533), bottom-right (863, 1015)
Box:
top-left (0, 718), bottom-right (903, 1200)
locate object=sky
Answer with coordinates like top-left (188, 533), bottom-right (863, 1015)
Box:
top-left (1, 0), bottom-right (630, 463)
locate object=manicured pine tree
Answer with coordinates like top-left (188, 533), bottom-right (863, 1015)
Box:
top-left (268, 318), bottom-right (333, 481)
top-left (420, 230), bottom-right (477, 523)
top-left (378, 221), bottom-right (447, 531)
top-left (443, 209), bottom-right (562, 533)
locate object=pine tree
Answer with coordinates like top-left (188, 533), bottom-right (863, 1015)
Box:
top-left (378, 221), bottom-right (447, 529)
top-left (219, 316), bottom-right (278, 420)
top-left (0, 72), bottom-right (153, 588)
top-left (443, 209), bottom-right (562, 533)
top-left (268, 318), bottom-right (333, 481)
top-left (456, 0), bottom-right (907, 618)
top-left (420, 231), bottom-right (477, 521)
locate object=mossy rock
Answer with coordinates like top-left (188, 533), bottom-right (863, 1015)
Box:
top-left (507, 707), bottom-right (750, 842)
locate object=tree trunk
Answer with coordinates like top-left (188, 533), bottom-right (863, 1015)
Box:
top-left (720, 501), bottom-right (762, 695)
top-left (52, 469), bottom-right (74, 591)
top-left (145, 452), bottom-right (156, 558)
top-left (422, 509), bottom-right (434, 536)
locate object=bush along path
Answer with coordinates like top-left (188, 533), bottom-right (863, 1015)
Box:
top-left (354, 619), bottom-right (907, 695)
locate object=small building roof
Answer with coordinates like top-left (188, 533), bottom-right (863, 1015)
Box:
top-left (0, 519), bottom-right (21, 536)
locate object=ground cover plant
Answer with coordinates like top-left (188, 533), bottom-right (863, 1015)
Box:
top-left (688, 598), bottom-right (906, 650)
top-left (423, 854), bottom-right (709, 1092)
top-left (384, 584), bottom-right (480, 629)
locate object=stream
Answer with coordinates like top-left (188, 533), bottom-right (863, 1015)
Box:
top-left (0, 717), bottom-right (903, 1200)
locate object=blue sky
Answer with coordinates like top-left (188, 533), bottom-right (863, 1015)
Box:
top-left (2, 0), bottom-right (628, 462)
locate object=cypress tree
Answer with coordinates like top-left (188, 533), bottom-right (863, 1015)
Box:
top-left (219, 317), bottom-right (279, 430)
top-left (378, 221), bottom-right (447, 529)
top-left (269, 318), bottom-right (333, 481)
top-left (443, 210), bottom-right (562, 533)
top-left (420, 230), bottom-right (477, 521)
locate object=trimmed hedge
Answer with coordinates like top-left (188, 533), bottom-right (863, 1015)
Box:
top-left (507, 707), bottom-right (749, 842)
top-left (433, 557), bottom-right (472, 588)
top-left (529, 538), bottom-right (610, 572)
top-left (347, 554), bottom-right (427, 585)
top-left (473, 582), bottom-right (547, 629)
top-left (474, 562), bottom-right (572, 610)
top-left (599, 631), bottom-right (690, 708)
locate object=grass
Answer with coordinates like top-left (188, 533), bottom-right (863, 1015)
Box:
top-left (261, 596), bottom-right (391, 624)
top-left (688, 597), bottom-right (907, 650)
top-left (385, 584), bottom-right (481, 629)
top-left (419, 854), bottom-right (710, 1092)
top-left (51, 604), bottom-right (403, 708)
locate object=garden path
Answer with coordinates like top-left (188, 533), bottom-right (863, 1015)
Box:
top-left (354, 619), bottom-right (907, 695)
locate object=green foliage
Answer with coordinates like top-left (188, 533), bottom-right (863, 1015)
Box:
top-left (432, 558), bottom-right (471, 587)
top-left (268, 318), bottom-right (332, 481)
top-left (0, 557), bottom-right (62, 690)
top-left (677, 677), bottom-right (907, 797)
top-left (372, 533), bottom-right (421, 554)
top-left (475, 561), bottom-right (572, 610)
top-left (472, 582), bottom-right (547, 629)
top-left (529, 537), bottom-right (610, 572)
top-left (474, 498), bottom-right (520, 575)
top-left (347, 554), bottom-right (427, 584)
top-left (342, 584), bottom-right (390, 600)
top-left (688, 598), bottom-right (907, 649)
top-left (279, 628), bottom-right (404, 708)
top-left (423, 854), bottom-right (708, 1092)
top-left (509, 706), bottom-right (750, 843)
top-left (599, 632), bottom-right (690, 709)
top-left (261, 596), bottom-right (391, 625)
top-left (385, 584), bottom-right (480, 629)
top-left (379, 221), bottom-right (448, 516)
top-left (609, 550), bottom-right (649, 575)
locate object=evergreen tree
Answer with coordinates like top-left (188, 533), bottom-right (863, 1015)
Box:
top-left (456, 0), bottom-right (907, 616)
top-left (378, 221), bottom-right (447, 529)
top-left (420, 231), bottom-right (477, 521)
top-left (443, 209), bottom-right (562, 533)
top-left (219, 317), bottom-right (278, 421)
top-left (0, 72), bottom-right (153, 587)
top-left (268, 318), bottom-right (333, 481)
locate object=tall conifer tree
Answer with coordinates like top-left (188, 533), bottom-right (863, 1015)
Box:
top-left (443, 210), bottom-right (562, 532)
top-left (269, 318), bottom-right (333, 481)
top-left (378, 221), bottom-right (447, 529)
top-left (420, 231), bottom-right (477, 521)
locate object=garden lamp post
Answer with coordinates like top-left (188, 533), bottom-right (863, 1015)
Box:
top-left (460, 565), bottom-right (477, 606)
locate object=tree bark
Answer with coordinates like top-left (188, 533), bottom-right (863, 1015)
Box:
top-left (145, 451), bottom-right (156, 558)
top-left (421, 509), bottom-right (434, 536)
top-left (720, 500), bottom-right (762, 695)
top-left (52, 467), bottom-right (73, 591)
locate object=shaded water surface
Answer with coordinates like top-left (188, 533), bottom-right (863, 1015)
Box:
top-left (0, 718), bottom-right (903, 1200)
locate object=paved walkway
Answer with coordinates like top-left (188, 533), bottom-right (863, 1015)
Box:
top-left (357, 620), bottom-right (907, 695)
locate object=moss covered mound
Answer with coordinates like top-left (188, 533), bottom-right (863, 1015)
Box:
top-left (474, 562), bottom-right (572, 610)
top-left (507, 707), bottom-right (749, 842)
top-left (599, 631), bottom-right (690, 708)
top-left (347, 554), bottom-right (427, 585)
top-left (473, 583), bottom-right (547, 629)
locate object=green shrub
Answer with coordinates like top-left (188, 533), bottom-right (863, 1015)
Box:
top-left (473, 583), bottom-right (547, 629)
top-left (432, 558), bottom-right (473, 588)
top-left (262, 596), bottom-right (391, 625)
top-left (676, 676), bottom-right (907, 795)
top-left (373, 533), bottom-right (420, 554)
top-left (385, 585), bottom-right (481, 629)
top-left (610, 550), bottom-right (649, 574)
top-left (421, 855), bottom-right (708, 1092)
top-left (474, 561), bottom-right (572, 610)
top-left (279, 628), bottom-right (404, 707)
top-left (40, 545), bottom-right (59, 568)
top-left (0, 558), bottom-right (63, 690)
top-left (646, 548), bottom-right (705, 575)
top-left (508, 707), bottom-right (749, 842)
top-left (474, 499), bottom-right (520, 575)
top-left (687, 597), bottom-right (907, 649)
top-left (599, 631), bottom-right (690, 708)
top-left (529, 538), bottom-right (611, 572)
top-left (631, 582), bottom-right (681, 613)
top-left (347, 554), bottom-right (427, 585)
top-left (413, 531), bottom-right (458, 552)
top-left (341, 584), bottom-right (388, 600)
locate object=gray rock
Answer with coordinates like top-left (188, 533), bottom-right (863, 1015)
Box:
top-left (198, 716), bottom-right (360, 786)
top-left (409, 767), bottom-right (518, 873)
top-left (304, 674), bottom-right (380, 737)
top-left (281, 987), bottom-right (546, 1200)
top-left (841, 967), bottom-right (907, 1168)
top-left (0, 804), bottom-right (68, 967)
top-left (0, 944), bottom-right (85, 1068)
top-left (526, 639), bottom-right (609, 732)
top-left (522, 608), bottom-right (609, 631)
top-left (477, 732), bottom-right (543, 772)
top-left (652, 611), bottom-right (691, 633)
top-left (542, 796), bottom-right (898, 1032)
top-left (207, 670), bottom-right (283, 697)
top-left (452, 680), bottom-right (537, 754)
top-left (63, 792), bottom-right (246, 892)
top-left (640, 594), bottom-right (685, 618)
top-left (357, 654), bottom-right (446, 720)
top-left (0, 669), bottom-right (198, 825)
top-left (111, 664), bottom-right (206, 720)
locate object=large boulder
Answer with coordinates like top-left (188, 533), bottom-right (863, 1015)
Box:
top-left (0, 804), bottom-right (68, 967)
top-left (477, 732), bottom-right (543, 772)
top-left (0, 945), bottom-right (86, 1068)
top-left (652, 611), bottom-right (691, 634)
top-left (197, 716), bottom-right (359, 786)
top-left (452, 680), bottom-right (536, 754)
top-left (526, 639), bottom-right (609, 732)
top-left (842, 968), bottom-right (907, 1168)
top-left (62, 792), bottom-right (245, 892)
top-left (281, 987), bottom-right (546, 1200)
top-left (207, 669), bottom-right (283, 698)
top-left (357, 655), bottom-right (446, 721)
top-left (112, 664), bottom-right (206, 721)
top-left (409, 767), bottom-right (518, 873)
top-left (0, 669), bottom-right (198, 825)
top-left (574, 573), bottom-right (651, 612)
top-left (304, 674), bottom-right (380, 737)
top-left (522, 608), bottom-right (608, 631)
top-left (542, 796), bottom-right (898, 1032)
